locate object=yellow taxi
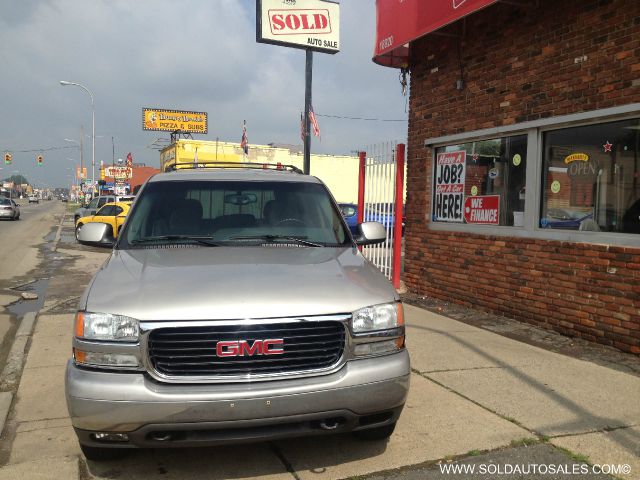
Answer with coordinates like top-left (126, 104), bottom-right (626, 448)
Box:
top-left (75, 201), bottom-right (132, 241)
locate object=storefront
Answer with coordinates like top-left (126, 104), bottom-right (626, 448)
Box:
top-left (374, 0), bottom-right (640, 353)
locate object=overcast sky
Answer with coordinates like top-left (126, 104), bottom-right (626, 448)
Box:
top-left (0, 0), bottom-right (408, 188)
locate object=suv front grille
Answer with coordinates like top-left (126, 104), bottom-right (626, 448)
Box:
top-left (147, 321), bottom-right (346, 378)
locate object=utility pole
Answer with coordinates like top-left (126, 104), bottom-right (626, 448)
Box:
top-left (303, 50), bottom-right (313, 175)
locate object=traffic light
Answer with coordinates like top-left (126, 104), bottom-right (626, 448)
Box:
top-left (36, 155), bottom-right (43, 166)
top-left (4, 152), bottom-right (12, 165)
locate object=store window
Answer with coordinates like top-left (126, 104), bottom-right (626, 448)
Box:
top-left (433, 135), bottom-right (527, 226)
top-left (541, 118), bottom-right (640, 234)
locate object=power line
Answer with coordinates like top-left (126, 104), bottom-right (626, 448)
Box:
top-left (2, 145), bottom-right (77, 153)
top-left (316, 113), bottom-right (407, 122)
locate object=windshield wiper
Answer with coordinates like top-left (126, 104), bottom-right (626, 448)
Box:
top-left (229, 234), bottom-right (324, 247)
top-left (131, 235), bottom-right (221, 246)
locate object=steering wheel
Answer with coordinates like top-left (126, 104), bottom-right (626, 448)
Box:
top-left (276, 218), bottom-right (305, 227)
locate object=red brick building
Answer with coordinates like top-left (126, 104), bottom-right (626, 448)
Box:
top-left (374, 0), bottom-right (640, 353)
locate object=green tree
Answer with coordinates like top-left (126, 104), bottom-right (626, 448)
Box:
top-left (3, 174), bottom-right (29, 185)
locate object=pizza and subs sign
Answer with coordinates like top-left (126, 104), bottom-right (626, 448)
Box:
top-left (434, 151), bottom-right (466, 222)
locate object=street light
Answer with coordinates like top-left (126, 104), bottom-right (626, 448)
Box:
top-left (60, 81), bottom-right (95, 196)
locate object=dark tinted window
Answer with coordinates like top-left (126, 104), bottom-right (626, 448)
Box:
top-left (122, 180), bottom-right (349, 247)
top-left (97, 205), bottom-right (116, 216)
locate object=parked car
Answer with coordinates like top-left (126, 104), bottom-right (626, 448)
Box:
top-left (70, 165), bottom-right (409, 460)
top-left (338, 202), bottom-right (405, 235)
top-left (28, 195), bottom-right (39, 204)
top-left (74, 195), bottom-right (134, 224)
top-left (540, 208), bottom-right (593, 229)
top-left (0, 197), bottom-right (20, 220)
top-left (75, 201), bottom-right (132, 241)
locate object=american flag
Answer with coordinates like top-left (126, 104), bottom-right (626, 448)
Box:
top-left (240, 120), bottom-right (248, 155)
top-left (308, 105), bottom-right (320, 138)
top-left (300, 112), bottom-right (306, 142)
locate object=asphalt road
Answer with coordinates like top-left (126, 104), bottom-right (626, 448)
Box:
top-left (0, 199), bottom-right (64, 383)
top-left (0, 199), bottom-right (63, 283)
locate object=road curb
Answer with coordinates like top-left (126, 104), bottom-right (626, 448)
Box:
top-left (0, 392), bottom-right (12, 438)
top-left (0, 311), bottom-right (37, 421)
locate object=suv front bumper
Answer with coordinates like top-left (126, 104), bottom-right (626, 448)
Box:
top-left (66, 350), bottom-right (410, 448)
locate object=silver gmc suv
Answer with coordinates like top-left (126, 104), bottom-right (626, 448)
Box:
top-left (69, 165), bottom-right (410, 460)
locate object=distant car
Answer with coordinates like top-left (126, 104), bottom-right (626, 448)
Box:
top-left (74, 195), bottom-right (134, 224)
top-left (28, 196), bottom-right (39, 204)
top-left (0, 197), bottom-right (20, 220)
top-left (61, 196), bottom-right (69, 203)
top-left (75, 201), bottom-right (132, 241)
top-left (338, 203), bottom-right (404, 235)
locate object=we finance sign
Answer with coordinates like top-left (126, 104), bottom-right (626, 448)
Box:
top-left (257, 0), bottom-right (340, 54)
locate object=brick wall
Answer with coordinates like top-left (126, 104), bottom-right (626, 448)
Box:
top-left (404, 0), bottom-right (640, 353)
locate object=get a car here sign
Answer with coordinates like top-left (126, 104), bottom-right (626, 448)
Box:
top-left (434, 150), bottom-right (466, 222)
top-left (257, 0), bottom-right (340, 54)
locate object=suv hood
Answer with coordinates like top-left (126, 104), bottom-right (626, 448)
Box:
top-left (83, 246), bottom-right (398, 321)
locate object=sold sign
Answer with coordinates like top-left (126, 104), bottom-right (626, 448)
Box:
top-left (464, 195), bottom-right (500, 224)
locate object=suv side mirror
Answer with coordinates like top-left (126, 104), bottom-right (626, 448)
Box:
top-left (354, 221), bottom-right (387, 246)
top-left (77, 222), bottom-right (115, 247)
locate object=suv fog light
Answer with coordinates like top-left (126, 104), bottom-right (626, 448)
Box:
top-left (91, 432), bottom-right (129, 442)
top-left (354, 339), bottom-right (401, 357)
top-left (74, 349), bottom-right (139, 367)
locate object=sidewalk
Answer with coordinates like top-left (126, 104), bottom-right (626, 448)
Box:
top-left (1, 247), bottom-right (639, 478)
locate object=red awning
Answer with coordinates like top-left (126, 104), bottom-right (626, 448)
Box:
top-left (373, 0), bottom-right (498, 68)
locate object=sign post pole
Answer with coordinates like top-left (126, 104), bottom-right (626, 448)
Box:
top-left (304, 50), bottom-right (313, 175)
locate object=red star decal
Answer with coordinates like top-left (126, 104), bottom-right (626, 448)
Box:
top-left (472, 153), bottom-right (479, 161)
top-left (603, 141), bottom-right (613, 152)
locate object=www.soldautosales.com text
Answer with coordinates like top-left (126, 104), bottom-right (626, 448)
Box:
top-left (439, 462), bottom-right (632, 476)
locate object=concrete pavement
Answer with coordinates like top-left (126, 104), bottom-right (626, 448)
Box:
top-left (0, 213), bottom-right (638, 478)
top-left (3, 306), bottom-right (638, 479)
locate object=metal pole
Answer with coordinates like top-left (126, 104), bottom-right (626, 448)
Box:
top-left (91, 98), bottom-right (95, 196)
top-left (357, 152), bottom-right (366, 225)
top-left (392, 144), bottom-right (405, 289)
top-left (303, 50), bottom-right (313, 175)
top-left (80, 126), bottom-right (84, 181)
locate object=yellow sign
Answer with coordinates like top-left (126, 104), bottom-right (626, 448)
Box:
top-left (512, 154), bottom-right (522, 166)
top-left (471, 185), bottom-right (478, 196)
top-left (551, 180), bottom-right (561, 194)
top-left (142, 108), bottom-right (208, 134)
top-left (564, 153), bottom-right (589, 164)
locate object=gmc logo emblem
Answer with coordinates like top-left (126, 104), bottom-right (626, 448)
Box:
top-left (216, 339), bottom-right (284, 357)
top-left (268, 10), bottom-right (332, 35)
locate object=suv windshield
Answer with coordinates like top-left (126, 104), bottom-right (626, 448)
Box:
top-left (120, 180), bottom-right (350, 248)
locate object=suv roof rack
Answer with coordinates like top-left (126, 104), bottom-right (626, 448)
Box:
top-left (167, 161), bottom-right (304, 174)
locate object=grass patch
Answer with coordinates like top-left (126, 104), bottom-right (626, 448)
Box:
top-left (466, 449), bottom-right (482, 457)
top-left (555, 446), bottom-right (590, 464)
top-left (510, 437), bottom-right (539, 448)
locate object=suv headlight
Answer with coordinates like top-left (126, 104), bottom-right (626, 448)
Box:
top-left (75, 311), bottom-right (139, 342)
top-left (352, 303), bottom-right (402, 333)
